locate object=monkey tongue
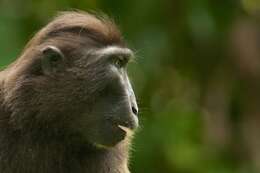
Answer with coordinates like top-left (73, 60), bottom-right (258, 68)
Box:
top-left (118, 125), bottom-right (134, 137)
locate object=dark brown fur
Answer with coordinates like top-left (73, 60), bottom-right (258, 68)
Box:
top-left (0, 11), bottom-right (135, 173)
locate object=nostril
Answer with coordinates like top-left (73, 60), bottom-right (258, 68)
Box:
top-left (132, 106), bottom-right (138, 115)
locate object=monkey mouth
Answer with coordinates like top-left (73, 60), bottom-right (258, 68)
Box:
top-left (118, 125), bottom-right (134, 137)
top-left (91, 124), bottom-right (128, 149)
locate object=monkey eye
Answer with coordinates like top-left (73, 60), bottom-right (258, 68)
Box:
top-left (112, 56), bottom-right (128, 68)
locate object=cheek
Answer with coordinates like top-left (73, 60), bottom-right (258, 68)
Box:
top-left (72, 109), bottom-right (127, 147)
top-left (76, 96), bottom-right (129, 143)
top-left (64, 66), bottom-right (135, 144)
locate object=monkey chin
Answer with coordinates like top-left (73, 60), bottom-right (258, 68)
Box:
top-left (92, 125), bottom-right (134, 150)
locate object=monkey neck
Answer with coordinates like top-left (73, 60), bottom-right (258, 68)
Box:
top-left (0, 124), bottom-right (130, 173)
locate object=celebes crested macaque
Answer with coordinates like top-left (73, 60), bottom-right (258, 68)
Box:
top-left (0, 11), bottom-right (139, 173)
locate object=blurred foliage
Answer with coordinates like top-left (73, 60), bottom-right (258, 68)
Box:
top-left (242, 0), bottom-right (260, 14)
top-left (1, 0), bottom-right (260, 173)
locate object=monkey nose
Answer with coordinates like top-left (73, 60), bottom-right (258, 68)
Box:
top-left (132, 106), bottom-right (138, 115)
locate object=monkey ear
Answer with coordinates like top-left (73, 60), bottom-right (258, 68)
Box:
top-left (41, 46), bottom-right (65, 75)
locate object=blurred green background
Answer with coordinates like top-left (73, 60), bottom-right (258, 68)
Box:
top-left (1, 0), bottom-right (260, 173)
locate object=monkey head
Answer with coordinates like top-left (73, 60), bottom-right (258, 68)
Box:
top-left (3, 12), bottom-right (138, 148)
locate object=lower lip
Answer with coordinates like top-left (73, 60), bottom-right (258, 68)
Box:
top-left (118, 125), bottom-right (134, 136)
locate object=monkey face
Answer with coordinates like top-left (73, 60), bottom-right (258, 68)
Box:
top-left (74, 46), bottom-right (139, 147)
top-left (37, 44), bottom-right (139, 148)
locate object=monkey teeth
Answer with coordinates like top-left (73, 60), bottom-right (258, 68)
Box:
top-left (118, 125), bottom-right (134, 137)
